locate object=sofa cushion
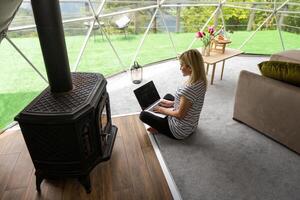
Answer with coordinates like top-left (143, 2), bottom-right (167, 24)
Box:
top-left (270, 50), bottom-right (300, 64)
top-left (258, 61), bottom-right (300, 87)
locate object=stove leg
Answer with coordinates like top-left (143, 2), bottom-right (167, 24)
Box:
top-left (35, 171), bottom-right (44, 193)
top-left (78, 175), bottom-right (91, 193)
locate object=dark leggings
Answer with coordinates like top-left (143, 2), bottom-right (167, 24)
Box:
top-left (139, 94), bottom-right (177, 139)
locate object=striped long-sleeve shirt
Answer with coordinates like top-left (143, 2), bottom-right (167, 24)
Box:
top-left (168, 81), bottom-right (206, 139)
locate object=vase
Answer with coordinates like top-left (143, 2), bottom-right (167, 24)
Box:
top-left (202, 43), bottom-right (211, 57)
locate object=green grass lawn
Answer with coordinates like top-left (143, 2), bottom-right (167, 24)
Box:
top-left (0, 30), bottom-right (299, 130)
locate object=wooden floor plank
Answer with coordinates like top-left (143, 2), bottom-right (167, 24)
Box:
top-left (87, 164), bottom-right (102, 200)
top-left (23, 170), bottom-right (49, 200)
top-left (0, 115), bottom-right (172, 200)
top-left (119, 116), bottom-right (158, 199)
top-left (109, 135), bottom-right (132, 192)
top-left (0, 130), bottom-right (25, 155)
top-left (1, 188), bottom-right (27, 200)
top-left (128, 115), bottom-right (172, 200)
top-left (98, 162), bottom-right (114, 200)
top-left (112, 188), bottom-right (134, 200)
top-left (0, 154), bottom-right (19, 199)
top-left (128, 115), bottom-right (152, 149)
top-left (143, 147), bottom-right (173, 200)
top-left (62, 179), bottom-right (88, 200)
top-left (44, 180), bottom-right (64, 200)
top-left (6, 150), bottom-right (34, 190)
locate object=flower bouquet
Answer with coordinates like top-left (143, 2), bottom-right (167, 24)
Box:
top-left (196, 27), bottom-right (215, 56)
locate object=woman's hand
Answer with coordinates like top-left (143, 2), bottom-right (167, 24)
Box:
top-left (159, 99), bottom-right (174, 108)
top-left (153, 105), bottom-right (174, 116)
top-left (155, 96), bottom-right (192, 119)
top-left (153, 105), bottom-right (163, 113)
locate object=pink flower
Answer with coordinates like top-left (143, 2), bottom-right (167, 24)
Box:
top-left (196, 31), bottom-right (204, 38)
top-left (208, 27), bottom-right (215, 35)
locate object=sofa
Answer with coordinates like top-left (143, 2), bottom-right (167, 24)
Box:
top-left (233, 50), bottom-right (300, 154)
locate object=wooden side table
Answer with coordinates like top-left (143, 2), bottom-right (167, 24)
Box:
top-left (198, 48), bottom-right (243, 85)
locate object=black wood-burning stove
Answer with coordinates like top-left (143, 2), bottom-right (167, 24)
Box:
top-left (14, 0), bottom-right (117, 193)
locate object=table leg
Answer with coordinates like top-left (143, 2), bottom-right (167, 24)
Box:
top-left (206, 64), bottom-right (209, 75)
top-left (211, 63), bottom-right (216, 85)
top-left (221, 60), bottom-right (225, 80)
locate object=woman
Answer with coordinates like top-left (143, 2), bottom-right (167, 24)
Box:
top-left (139, 49), bottom-right (207, 139)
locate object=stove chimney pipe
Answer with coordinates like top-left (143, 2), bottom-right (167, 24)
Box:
top-left (31, 0), bottom-right (73, 93)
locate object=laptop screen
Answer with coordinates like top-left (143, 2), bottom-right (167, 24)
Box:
top-left (133, 81), bottom-right (161, 110)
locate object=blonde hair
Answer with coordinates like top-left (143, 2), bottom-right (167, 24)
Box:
top-left (179, 49), bottom-right (207, 86)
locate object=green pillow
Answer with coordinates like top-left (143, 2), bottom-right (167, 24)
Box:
top-left (258, 61), bottom-right (300, 87)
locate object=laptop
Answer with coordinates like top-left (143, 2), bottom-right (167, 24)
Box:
top-left (133, 81), bottom-right (166, 118)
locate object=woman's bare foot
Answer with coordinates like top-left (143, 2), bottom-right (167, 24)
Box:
top-left (147, 127), bottom-right (158, 133)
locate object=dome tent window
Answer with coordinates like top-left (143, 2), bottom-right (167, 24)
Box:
top-left (131, 61), bottom-right (143, 84)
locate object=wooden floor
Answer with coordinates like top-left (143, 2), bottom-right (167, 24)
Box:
top-left (0, 115), bottom-right (172, 200)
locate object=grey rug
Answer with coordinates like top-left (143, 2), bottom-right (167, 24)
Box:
top-left (107, 56), bottom-right (300, 200)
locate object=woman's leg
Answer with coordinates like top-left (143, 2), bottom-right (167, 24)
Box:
top-left (139, 111), bottom-right (176, 139)
top-left (163, 93), bottom-right (174, 101)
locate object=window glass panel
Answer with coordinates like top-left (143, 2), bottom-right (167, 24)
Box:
top-left (102, 0), bottom-right (156, 14)
top-left (10, 1), bottom-right (34, 28)
top-left (64, 23), bottom-right (89, 70)
top-left (60, 1), bottom-right (97, 20)
top-left (0, 30), bottom-right (47, 130)
top-left (136, 8), bottom-right (177, 65)
top-left (279, 3), bottom-right (300, 51)
top-left (240, 12), bottom-right (282, 54)
top-left (75, 24), bottom-right (126, 75)
top-left (168, 5), bottom-right (221, 52)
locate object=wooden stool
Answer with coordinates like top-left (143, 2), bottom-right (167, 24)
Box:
top-left (211, 39), bottom-right (231, 54)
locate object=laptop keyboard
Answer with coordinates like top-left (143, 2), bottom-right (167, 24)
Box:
top-left (147, 101), bottom-right (159, 112)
